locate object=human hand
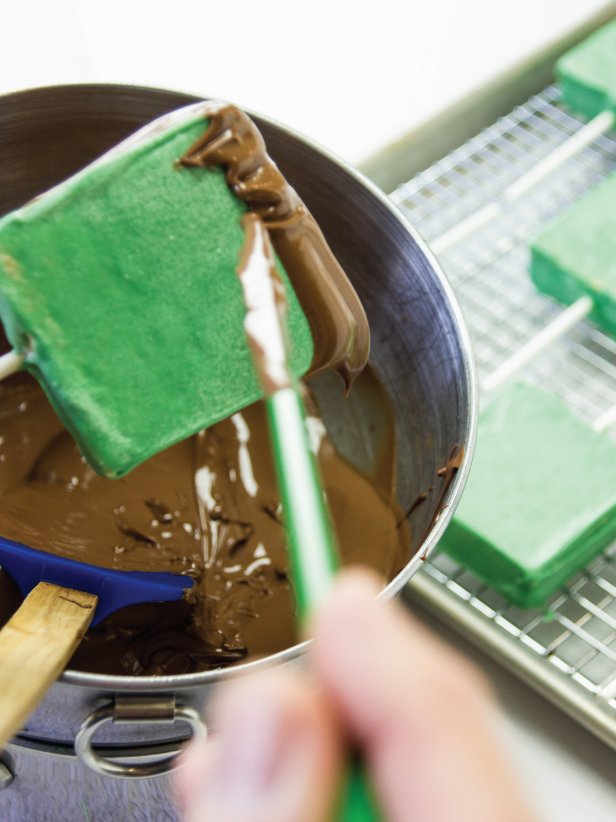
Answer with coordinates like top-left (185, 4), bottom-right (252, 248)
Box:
top-left (175, 568), bottom-right (534, 822)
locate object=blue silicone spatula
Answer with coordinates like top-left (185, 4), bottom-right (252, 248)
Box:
top-left (0, 536), bottom-right (193, 749)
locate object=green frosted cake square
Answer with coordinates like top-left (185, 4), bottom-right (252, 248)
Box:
top-left (0, 113), bottom-right (313, 478)
top-left (441, 383), bottom-right (616, 607)
top-left (530, 173), bottom-right (616, 338)
top-left (557, 19), bottom-right (616, 119)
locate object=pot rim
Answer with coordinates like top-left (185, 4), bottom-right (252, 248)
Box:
top-left (3, 82), bottom-right (478, 691)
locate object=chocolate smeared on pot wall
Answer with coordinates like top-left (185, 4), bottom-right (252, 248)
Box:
top-left (0, 103), bottom-right (407, 675)
top-left (398, 444), bottom-right (465, 553)
top-left (179, 102), bottom-right (370, 390)
top-left (0, 377), bottom-right (409, 675)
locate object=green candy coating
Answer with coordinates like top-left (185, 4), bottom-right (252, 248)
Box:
top-left (441, 383), bottom-right (616, 607)
top-left (530, 172), bottom-right (616, 338)
top-left (0, 115), bottom-right (313, 478)
top-left (557, 18), bottom-right (616, 120)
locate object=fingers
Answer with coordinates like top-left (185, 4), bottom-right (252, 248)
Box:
top-left (176, 567), bottom-right (534, 822)
top-left (175, 669), bottom-right (341, 822)
top-left (311, 568), bottom-right (535, 822)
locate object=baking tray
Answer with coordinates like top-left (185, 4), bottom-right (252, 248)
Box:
top-left (386, 78), bottom-right (616, 745)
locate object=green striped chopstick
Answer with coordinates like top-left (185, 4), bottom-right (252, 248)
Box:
top-left (236, 213), bottom-right (380, 822)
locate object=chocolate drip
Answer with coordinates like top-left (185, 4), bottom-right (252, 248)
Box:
top-left (179, 102), bottom-right (370, 389)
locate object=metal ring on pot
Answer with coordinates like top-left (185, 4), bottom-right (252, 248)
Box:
top-left (75, 699), bottom-right (206, 778)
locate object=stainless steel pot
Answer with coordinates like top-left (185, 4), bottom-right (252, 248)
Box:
top-left (0, 84), bottom-right (476, 817)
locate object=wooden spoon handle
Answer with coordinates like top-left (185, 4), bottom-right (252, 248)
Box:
top-left (0, 581), bottom-right (97, 749)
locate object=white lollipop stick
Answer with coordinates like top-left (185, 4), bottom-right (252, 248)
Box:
top-left (478, 295), bottom-right (616, 431)
top-left (483, 296), bottom-right (593, 393)
top-left (505, 110), bottom-right (615, 201)
top-left (430, 110), bottom-right (615, 256)
top-left (593, 403), bottom-right (616, 433)
top-left (0, 350), bottom-right (24, 380)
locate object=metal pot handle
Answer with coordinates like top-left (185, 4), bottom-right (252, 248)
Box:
top-left (75, 697), bottom-right (207, 778)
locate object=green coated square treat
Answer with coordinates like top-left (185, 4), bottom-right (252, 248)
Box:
top-left (557, 18), bottom-right (616, 119)
top-left (530, 173), bottom-right (616, 338)
top-left (0, 112), bottom-right (313, 478)
top-left (441, 383), bottom-right (616, 607)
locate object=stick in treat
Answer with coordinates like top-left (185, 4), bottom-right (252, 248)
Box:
top-left (483, 170), bottom-right (616, 394)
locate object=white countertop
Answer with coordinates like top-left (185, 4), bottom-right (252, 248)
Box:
top-left (1, 0), bottom-right (612, 165)
top-left (2, 2), bottom-right (616, 819)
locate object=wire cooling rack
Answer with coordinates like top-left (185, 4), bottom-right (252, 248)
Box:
top-left (393, 85), bottom-right (616, 748)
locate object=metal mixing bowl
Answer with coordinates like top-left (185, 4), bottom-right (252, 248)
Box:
top-left (0, 84), bottom-right (476, 799)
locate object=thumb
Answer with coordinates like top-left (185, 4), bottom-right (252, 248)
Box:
top-left (175, 670), bottom-right (341, 822)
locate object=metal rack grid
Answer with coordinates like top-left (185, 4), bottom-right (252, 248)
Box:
top-left (393, 85), bottom-right (616, 748)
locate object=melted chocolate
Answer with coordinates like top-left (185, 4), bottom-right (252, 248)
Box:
top-left (179, 102), bottom-right (370, 390)
top-left (0, 377), bottom-right (409, 675)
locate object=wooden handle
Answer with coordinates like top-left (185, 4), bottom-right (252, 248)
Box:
top-left (0, 582), bottom-right (97, 749)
